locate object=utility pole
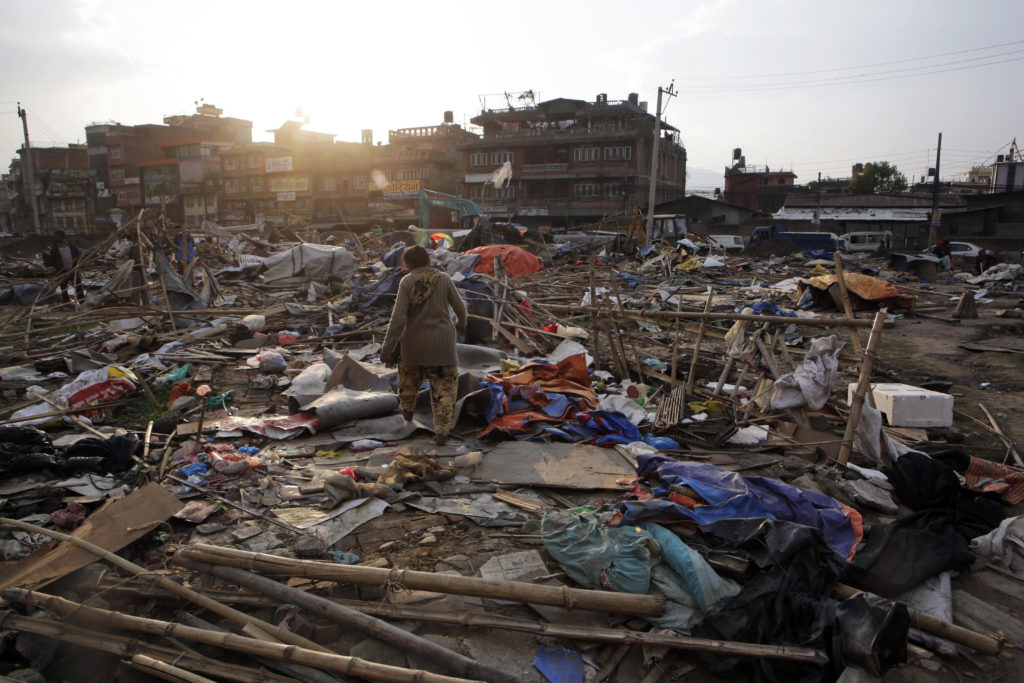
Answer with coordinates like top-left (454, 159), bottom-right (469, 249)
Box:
top-left (16, 103), bottom-right (43, 235)
top-left (644, 81), bottom-right (676, 246)
top-left (927, 132), bottom-right (942, 247)
top-left (814, 171), bottom-right (822, 231)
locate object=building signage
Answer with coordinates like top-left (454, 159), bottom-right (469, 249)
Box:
top-left (269, 176), bottom-right (309, 193)
top-left (480, 204), bottom-right (507, 214)
top-left (276, 192), bottom-right (296, 202)
top-left (265, 156), bottom-right (293, 173)
top-left (519, 205), bottom-right (549, 217)
top-left (381, 179), bottom-right (420, 200)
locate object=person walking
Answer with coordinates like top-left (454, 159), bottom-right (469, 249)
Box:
top-left (381, 245), bottom-right (467, 446)
top-left (45, 230), bottom-right (84, 302)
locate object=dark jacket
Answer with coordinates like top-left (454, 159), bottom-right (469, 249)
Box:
top-left (45, 242), bottom-right (80, 271)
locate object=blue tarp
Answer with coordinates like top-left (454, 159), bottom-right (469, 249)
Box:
top-left (612, 455), bottom-right (859, 559)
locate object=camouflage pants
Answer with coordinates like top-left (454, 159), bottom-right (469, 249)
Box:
top-left (397, 363), bottom-right (459, 437)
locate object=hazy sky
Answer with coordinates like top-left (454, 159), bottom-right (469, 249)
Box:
top-left (2, 0), bottom-right (1022, 194)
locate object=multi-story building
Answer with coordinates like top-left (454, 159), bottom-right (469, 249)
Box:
top-left (86, 103), bottom-right (251, 223)
top-left (5, 144), bottom-right (93, 234)
top-left (723, 148), bottom-right (797, 213)
top-left (457, 93), bottom-right (687, 228)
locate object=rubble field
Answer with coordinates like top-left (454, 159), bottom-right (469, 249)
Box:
top-left (0, 218), bottom-right (1022, 683)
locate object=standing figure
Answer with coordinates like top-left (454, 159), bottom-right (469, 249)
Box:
top-left (932, 240), bottom-right (952, 271)
top-left (381, 246), bottom-right (467, 445)
top-left (45, 230), bottom-right (84, 302)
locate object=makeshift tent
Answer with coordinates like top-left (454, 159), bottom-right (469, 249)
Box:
top-left (466, 245), bottom-right (542, 276)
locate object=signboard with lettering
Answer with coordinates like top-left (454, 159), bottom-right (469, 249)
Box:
top-left (265, 157), bottom-right (293, 173)
top-left (269, 176), bottom-right (309, 193)
top-left (519, 205), bottom-right (549, 216)
top-left (276, 192), bottom-right (296, 202)
top-left (371, 179), bottom-right (421, 200)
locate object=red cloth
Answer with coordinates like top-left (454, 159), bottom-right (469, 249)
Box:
top-left (965, 457), bottom-right (1024, 505)
top-left (486, 354), bottom-right (596, 409)
top-left (466, 245), bottom-right (542, 276)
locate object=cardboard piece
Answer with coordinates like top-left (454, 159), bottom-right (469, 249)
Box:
top-left (472, 442), bottom-right (634, 490)
top-left (0, 482), bottom-right (183, 590)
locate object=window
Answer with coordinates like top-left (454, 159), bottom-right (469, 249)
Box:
top-left (470, 152), bottom-right (489, 167)
top-left (574, 183), bottom-right (599, 199)
top-left (225, 180), bottom-right (239, 193)
top-left (490, 151), bottom-right (513, 164)
top-left (354, 176), bottom-right (366, 190)
top-left (252, 178), bottom-right (264, 192)
top-left (470, 184), bottom-right (514, 200)
top-left (604, 183), bottom-right (626, 199)
top-left (574, 147), bottom-right (599, 163)
top-left (605, 146), bottom-right (632, 161)
top-left (109, 147), bottom-right (122, 161)
top-left (323, 177), bottom-right (336, 191)
top-left (397, 168), bottom-right (427, 180)
top-left (298, 199), bottom-right (311, 213)
top-left (249, 155), bottom-right (261, 169)
top-left (778, 178), bottom-right (787, 185)
top-left (224, 158), bottom-right (236, 170)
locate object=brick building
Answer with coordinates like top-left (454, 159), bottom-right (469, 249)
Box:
top-left (457, 93), bottom-right (687, 227)
top-left (5, 144), bottom-right (93, 234)
top-left (723, 148), bottom-right (797, 213)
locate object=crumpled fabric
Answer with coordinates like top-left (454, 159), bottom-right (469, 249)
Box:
top-left (379, 453), bottom-right (455, 487)
top-left (0, 428), bottom-right (138, 476)
top-left (51, 502), bottom-right (88, 530)
top-left (770, 335), bottom-right (844, 410)
top-left (541, 511), bottom-right (740, 631)
top-left (612, 455), bottom-right (861, 559)
top-left (486, 354), bottom-right (596, 409)
top-left (970, 515), bottom-right (1024, 579)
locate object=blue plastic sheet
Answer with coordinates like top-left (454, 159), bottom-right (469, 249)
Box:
top-left (612, 455), bottom-right (859, 558)
top-left (533, 646), bottom-right (584, 683)
top-left (740, 300), bottom-right (796, 317)
top-left (575, 410), bottom-right (642, 446)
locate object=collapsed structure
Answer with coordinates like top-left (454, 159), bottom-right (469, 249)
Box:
top-left (0, 214), bottom-right (1022, 682)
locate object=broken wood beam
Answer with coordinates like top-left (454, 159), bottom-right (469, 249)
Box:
top-left (832, 254), bottom-right (865, 357)
top-left (544, 304), bottom-right (876, 327)
top-left (0, 594), bottom-right (475, 683)
top-left (838, 310), bottom-right (887, 466)
top-left (178, 544), bottom-right (666, 617)
top-left (172, 555), bottom-right (514, 683)
top-left (685, 287), bottom-right (714, 393)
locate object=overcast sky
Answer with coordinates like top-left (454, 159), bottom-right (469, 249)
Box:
top-left (2, 0), bottom-right (1022, 194)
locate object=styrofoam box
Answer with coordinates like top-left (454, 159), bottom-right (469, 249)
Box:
top-left (847, 382), bottom-right (953, 428)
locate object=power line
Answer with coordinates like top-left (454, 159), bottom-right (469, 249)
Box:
top-left (677, 55), bottom-right (1024, 93)
top-left (676, 38), bottom-right (1024, 81)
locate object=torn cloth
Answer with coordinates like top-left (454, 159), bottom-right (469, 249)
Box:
top-left (612, 455), bottom-right (862, 559)
top-left (770, 335), bottom-right (844, 411)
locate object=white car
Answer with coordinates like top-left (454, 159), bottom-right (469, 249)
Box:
top-left (708, 235), bottom-right (744, 251)
top-left (922, 241), bottom-right (981, 259)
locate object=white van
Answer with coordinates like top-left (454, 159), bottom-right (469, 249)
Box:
top-left (708, 235), bottom-right (744, 251)
top-left (839, 231), bottom-right (891, 253)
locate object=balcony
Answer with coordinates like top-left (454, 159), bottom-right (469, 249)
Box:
top-left (522, 163), bottom-right (568, 173)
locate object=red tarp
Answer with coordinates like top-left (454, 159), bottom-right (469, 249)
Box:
top-left (466, 245), bottom-right (542, 276)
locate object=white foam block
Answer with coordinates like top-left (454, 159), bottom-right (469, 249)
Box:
top-left (847, 382), bottom-right (953, 428)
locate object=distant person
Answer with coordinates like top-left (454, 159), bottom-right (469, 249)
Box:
top-left (932, 240), bottom-right (951, 270)
top-left (45, 230), bottom-right (84, 302)
top-left (975, 248), bottom-right (996, 275)
top-left (381, 245), bottom-right (468, 446)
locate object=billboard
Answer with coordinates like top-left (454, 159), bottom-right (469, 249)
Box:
top-left (265, 157), bottom-right (293, 173)
top-left (276, 192), bottom-right (296, 202)
top-left (381, 179), bottom-right (420, 200)
top-left (269, 176), bottom-right (309, 193)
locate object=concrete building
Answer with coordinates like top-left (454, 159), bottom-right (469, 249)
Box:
top-left (5, 144), bottom-right (93, 234)
top-left (458, 93), bottom-right (687, 228)
top-left (723, 148), bottom-right (796, 213)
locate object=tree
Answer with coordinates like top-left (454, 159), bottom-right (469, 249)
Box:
top-left (849, 161), bottom-right (908, 194)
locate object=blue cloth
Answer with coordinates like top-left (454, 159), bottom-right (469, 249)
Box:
top-left (381, 246), bottom-right (405, 268)
top-left (643, 434), bottom-right (680, 450)
top-left (741, 300), bottom-right (796, 317)
top-left (613, 455), bottom-right (858, 558)
top-left (575, 410), bottom-right (642, 446)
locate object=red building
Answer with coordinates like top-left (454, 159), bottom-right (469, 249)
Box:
top-left (458, 93), bottom-right (687, 228)
top-left (723, 148), bottom-right (796, 213)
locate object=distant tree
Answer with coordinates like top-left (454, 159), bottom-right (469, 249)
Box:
top-left (849, 162), bottom-right (908, 194)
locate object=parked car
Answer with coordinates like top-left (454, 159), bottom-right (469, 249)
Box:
top-left (839, 231), bottom-right (891, 253)
top-left (708, 235), bottom-right (744, 251)
top-left (920, 241), bottom-right (981, 259)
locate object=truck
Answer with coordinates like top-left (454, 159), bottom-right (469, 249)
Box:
top-left (748, 224), bottom-right (838, 251)
top-left (418, 189), bottom-right (483, 231)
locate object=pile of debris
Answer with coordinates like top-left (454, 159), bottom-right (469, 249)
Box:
top-left (0, 212), bottom-right (1022, 682)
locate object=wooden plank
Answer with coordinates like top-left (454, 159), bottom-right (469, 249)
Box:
top-left (473, 442), bottom-right (634, 490)
top-left (0, 482), bottom-right (182, 591)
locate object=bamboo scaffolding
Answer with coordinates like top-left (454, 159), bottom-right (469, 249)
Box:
top-left (544, 304), bottom-right (875, 328)
top-left (0, 593), bottom-right (475, 683)
top-left (172, 556), bottom-right (514, 683)
top-left (838, 311), bottom-right (887, 465)
top-left (178, 544), bottom-right (665, 617)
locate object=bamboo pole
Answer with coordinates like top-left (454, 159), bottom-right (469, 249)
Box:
top-left (128, 654), bottom-right (218, 683)
top-left (832, 254), bottom-right (865, 357)
top-left (0, 596), bottom-right (474, 683)
top-left (0, 612), bottom-right (297, 683)
top-left (832, 584), bottom-right (1003, 656)
top-left (589, 257), bottom-right (601, 371)
top-left (978, 403), bottom-right (1023, 466)
top-left (685, 287), bottom-right (714, 393)
top-left (178, 544), bottom-right (666, 617)
top-left (544, 304), bottom-right (875, 327)
top-left (172, 556), bottom-right (514, 683)
top-left (838, 311), bottom-right (887, 465)
top-left (0, 518), bottom-right (327, 653)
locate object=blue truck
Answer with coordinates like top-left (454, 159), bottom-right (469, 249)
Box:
top-left (748, 224), bottom-right (838, 252)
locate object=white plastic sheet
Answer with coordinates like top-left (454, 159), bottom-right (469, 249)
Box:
top-left (771, 335), bottom-right (845, 410)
